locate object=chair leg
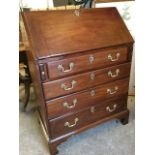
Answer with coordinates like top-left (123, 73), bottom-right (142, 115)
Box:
top-left (23, 82), bottom-right (31, 112)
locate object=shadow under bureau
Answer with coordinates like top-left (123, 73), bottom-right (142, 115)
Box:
top-left (22, 7), bottom-right (134, 155)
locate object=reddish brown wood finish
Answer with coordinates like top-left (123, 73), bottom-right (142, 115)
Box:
top-left (23, 8), bottom-right (134, 59)
top-left (22, 8), bottom-right (134, 155)
top-left (47, 47), bottom-right (128, 80)
top-left (25, 49), bottom-right (50, 134)
top-left (43, 62), bottom-right (131, 99)
top-left (48, 109), bottom-right (129, 147)
top-left (49, 96), bottom-right (127, 138)
top-left (47, 78), bottom-right (129, 119)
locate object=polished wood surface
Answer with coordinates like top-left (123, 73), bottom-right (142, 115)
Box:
top-left (43, 63), bottom-right (131, 99)
top-left (50, 96), bottom-right (127, 138)
top-left (22, 8), bottom-right (134, 155)
top-left (47, 47), bottom-right (128, 80)
top-left (47, 78), bottom-right (129, 118)
top-left (48, 109), bottom-right (129, 155)
top-left (23, 8), bottom-right (134, 59)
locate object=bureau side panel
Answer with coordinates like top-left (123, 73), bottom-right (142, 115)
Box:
top-left (26, 50), bottom-right (51, 136)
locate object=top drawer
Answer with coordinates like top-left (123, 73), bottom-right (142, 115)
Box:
top-left (46, 47), bottom-right (129, 80)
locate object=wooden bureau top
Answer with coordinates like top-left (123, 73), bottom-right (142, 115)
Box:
top-left (23, 7), bottom-right (134, 59)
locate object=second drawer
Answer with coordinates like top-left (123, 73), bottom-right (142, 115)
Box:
top-left (47, 78), bottom-right (129, 119)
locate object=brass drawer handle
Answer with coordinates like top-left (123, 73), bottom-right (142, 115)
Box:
top-left (61, 80), bottom-right (77, 91)
top-left (57, 62), bottom-right (74, 73)
top-left (107, 86), bottom-right (118, 95)
top-left (106, 104), bottom-right (117, 112)
top-left (64, 118), bottom-right (79, 128)
top-left (108, 69), bottom-right (120, 78)
top-left (63, 98), bottom-right (77, 109)
top-left (108, 53), bottom-right (120, 61)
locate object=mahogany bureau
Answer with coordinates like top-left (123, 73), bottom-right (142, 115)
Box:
top-left (23, 7), bottom-right (134, 155)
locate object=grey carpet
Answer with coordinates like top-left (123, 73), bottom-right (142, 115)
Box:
top-left (19, 85), bottom-right (135, 155)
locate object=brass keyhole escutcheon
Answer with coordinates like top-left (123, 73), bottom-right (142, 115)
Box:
top-left (90, 106), bottom-right (95, 113)
top-left (90, 90), bottom-right (96, 96)
top-left (90, 73), bottom-right (95, 80)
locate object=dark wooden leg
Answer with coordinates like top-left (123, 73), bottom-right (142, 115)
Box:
top-left (23, 81), bottom-right (31, 112)
top-left (19, 50), bottom-right (32, 112)
top-left (119, 110), bottom-right (129, 125)
top-left (49, 142), bottom-right (59, 155)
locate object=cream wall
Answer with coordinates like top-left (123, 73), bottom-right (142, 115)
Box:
top-left (20, 0), bottom-right (54, 10)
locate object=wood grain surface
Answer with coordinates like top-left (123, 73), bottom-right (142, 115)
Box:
top-left (47, 46), bottom-right (128, 80)
top-left (47, 78), bottom-right (129, 118)
top-left (49, 96), bottom-right (127, 138)
top-left (23, 8), bottom-right (134, 59)
top-left (43, 62), bottom-right (131, 99)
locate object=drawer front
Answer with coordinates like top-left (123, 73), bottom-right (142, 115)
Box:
top-left (47, 47), bottom-right (128, 80)
top-left (47, 78), bottom-right (129, 118)
top-left (49, 97), bottom-right (127, 138)
top-left (43, 63), bottom-right (131, 100)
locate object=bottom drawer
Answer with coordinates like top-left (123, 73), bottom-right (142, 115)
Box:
top-left (49, 96), bottom-right (127, 138)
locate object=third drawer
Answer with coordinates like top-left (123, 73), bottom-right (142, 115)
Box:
top-left (49, 95), bottom-right (128, 139)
